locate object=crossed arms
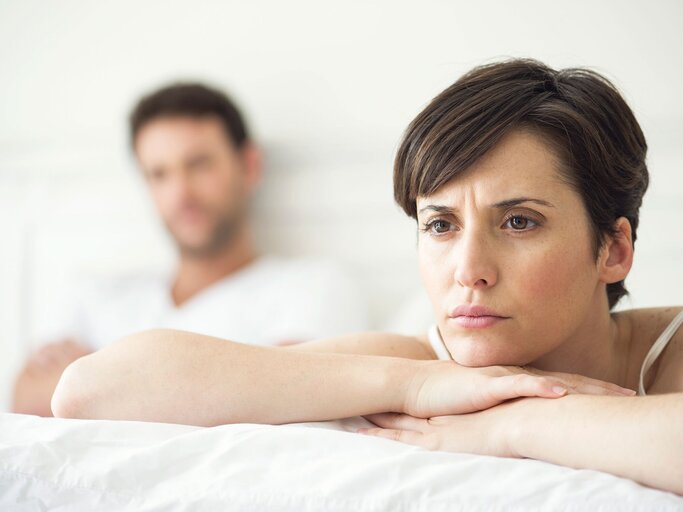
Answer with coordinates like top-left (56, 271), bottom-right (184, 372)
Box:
top-left (51, 326), bottom-right (683, 495)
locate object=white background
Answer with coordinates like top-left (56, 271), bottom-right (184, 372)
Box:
top-left (1, 0), bottom-right (681, 410)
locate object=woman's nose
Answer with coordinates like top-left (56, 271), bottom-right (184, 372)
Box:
top-left (452, 230), bottom-right (498, 289)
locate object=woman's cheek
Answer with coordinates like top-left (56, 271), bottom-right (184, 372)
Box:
top-left (516, 248), bottom-right (566, 300)
top-left (512, 242), bottom-right (594, 333)
top-left (418, 243), bottom-right (452, 301)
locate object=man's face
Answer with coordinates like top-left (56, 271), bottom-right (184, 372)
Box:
top-left (134, 116), bottom-right (259, 256)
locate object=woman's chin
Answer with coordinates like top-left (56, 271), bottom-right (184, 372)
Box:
top-left (448, 341), bottom-right (527, 367)
top-left (443, 325), bottom-right (539, 367)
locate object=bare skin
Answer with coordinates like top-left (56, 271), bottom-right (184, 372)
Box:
top-left (356, 130), bottom-right (683, 494)
top-left (12, 115), bottom-right (263, 416)
top-left (134, 116), bottom-right (262, 307)
top-left (362, 308), bottom-right (683, 494)
top-left (12, 340), bottom-right (91, 417)
top-left (49, 130), bottom-right (682, 494)
top-left (49, 307), bottom-right (677, 488)
top-left (50, 327), bottom-right (635, 425)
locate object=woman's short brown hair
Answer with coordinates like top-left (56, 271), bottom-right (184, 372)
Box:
top-left (394, 59), bottom-right (649, 309)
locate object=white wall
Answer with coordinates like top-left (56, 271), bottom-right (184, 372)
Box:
top-left (1, 0), bottom-right (682, 410)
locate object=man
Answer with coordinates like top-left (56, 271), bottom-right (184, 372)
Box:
top-left (12, 83), bottom-right (368, 416)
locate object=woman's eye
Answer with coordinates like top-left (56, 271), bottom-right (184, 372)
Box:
top-left (505, 215), bottom-right (537, 231)
top-left (426, 220), bottom-right (452, 234)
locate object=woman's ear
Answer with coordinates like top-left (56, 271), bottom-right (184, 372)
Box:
top-left (598, 217), bottom-right (634, 284)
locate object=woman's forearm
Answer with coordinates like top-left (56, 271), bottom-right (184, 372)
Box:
top-left (508, 393), bottom-right (683, 494)
top-left (51, 329), bottom-right (417, 426)
top-left (52, 329), bottom-right (621, 429)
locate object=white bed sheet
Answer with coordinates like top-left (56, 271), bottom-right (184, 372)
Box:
top-left (1, 412), bottom-right (681, 511)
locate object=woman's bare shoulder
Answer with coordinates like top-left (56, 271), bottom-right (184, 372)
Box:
top-left (615, 305), bottom-right (680, 327)
top-left (616, 306), bottom-right (683, 393)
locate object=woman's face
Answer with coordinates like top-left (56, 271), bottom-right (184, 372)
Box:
top-left (417, 129), bottom-right (607, 367)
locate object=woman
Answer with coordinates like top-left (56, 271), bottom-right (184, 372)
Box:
top-left (52, 59), bottom-right (682, 494)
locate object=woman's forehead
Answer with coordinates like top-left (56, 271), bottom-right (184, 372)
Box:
top-left (416, 130), bottom-right (570, 209)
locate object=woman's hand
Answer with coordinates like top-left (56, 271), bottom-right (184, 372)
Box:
top-left (403, 362), bottom-right (635, 418)
top-left (359, 408), bottom-right (515, 457)
top-left (362, 393), bottom-right (683, 496)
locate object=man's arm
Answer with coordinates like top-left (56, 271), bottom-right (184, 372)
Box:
top-left (12, 340), bottom-right (91, 416)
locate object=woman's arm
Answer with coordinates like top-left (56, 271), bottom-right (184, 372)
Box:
top-left (51, 329), bottom-right (628, 427)
top-left (51, 329), bottom-right (413, 425)
top-left (509, 393), bottom-right (683, 494)
top-left (285, 331), bottom-right (436, 359)
top-left (362, 393), bottom-right (683, 495)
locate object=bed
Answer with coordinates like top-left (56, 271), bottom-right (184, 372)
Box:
top-left (1, 412), bottom-right (681, 511)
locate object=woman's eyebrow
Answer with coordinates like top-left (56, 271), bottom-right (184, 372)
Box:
top-left (418, 197), bottom-right (554, 215)
top-left (418, 205), bottom-right (454, 215)
top-left (491, 197), bottom-right (555, 209)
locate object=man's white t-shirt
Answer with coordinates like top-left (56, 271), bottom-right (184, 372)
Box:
top-left (38, 256), bottom-right (369, 350)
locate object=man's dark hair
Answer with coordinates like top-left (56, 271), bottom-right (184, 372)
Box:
top-left (394, 59), bottom-right (649, 309)
top-left (129, 82), bottom-right (249, 148)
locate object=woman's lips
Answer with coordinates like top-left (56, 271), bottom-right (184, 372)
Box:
top-left (448, 304), bottom-right (510, 329)
top-left (451, 315), bottom-right (507, 328)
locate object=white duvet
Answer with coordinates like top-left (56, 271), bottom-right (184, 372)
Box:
top-left (0, 412), bottom-right (681, 511)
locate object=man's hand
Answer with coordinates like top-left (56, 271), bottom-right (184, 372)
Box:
top-left (403, 362), bottom-right (636, 418)
top-left (12, 340), bottom-right (91, 417)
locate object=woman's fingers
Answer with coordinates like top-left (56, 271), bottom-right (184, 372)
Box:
top-left (525, 369), bottom-right (636, 396)
top-left (364, 412), bottom-right (427, 431)
top-left (566, 381), bottom-right (636, 396)
top-left (573, 377), bottom-right (635, 396)
top-left (359, 414), bottom-right (449, 451)
top-left (486, 374), bottom-right (568, 404)
top-left (360, 413), bottom-right (428, 446)
top-left (357, 426), bottom-right (426, 447)
top-left (485, 373), bottom-right (635, 408)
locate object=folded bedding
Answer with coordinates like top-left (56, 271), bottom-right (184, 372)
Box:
top-left (0, 413), bottom-right (681, 511)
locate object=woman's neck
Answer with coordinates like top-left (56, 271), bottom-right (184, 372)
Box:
top-left (530, 296), bottom-right (633, 388)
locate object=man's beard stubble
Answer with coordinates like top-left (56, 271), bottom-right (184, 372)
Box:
top-left (167, 203), bottom-right (247, 258)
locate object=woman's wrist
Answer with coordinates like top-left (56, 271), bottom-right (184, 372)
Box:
top-left (497, 399), bottom-right (529, 459)
top-left (382, 357), bottom-right (427, 415)
top-left (501, 396), bottom-right (556, 459)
